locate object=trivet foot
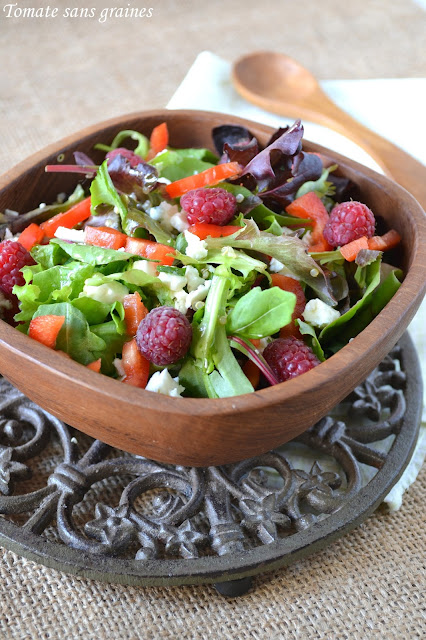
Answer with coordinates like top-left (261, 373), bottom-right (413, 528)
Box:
top-left (214, 577), bottom-right (252, 597)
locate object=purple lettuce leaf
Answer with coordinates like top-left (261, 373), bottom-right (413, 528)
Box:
top-left (74, 151), bottom-right (96, 166)
top-left (260, 151), bottom-right (323, 209)
top-left (236, 120), bottom-right (304, 192)
top-left (107, 154), bottom-right (158, 198)
top-left (212, 124), bottom-right (256, 155)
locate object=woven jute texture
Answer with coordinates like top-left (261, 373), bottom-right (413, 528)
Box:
top-left (1, 0), bottom-right (425, 637)
top-left (0, 465), bottom-right (425, 639)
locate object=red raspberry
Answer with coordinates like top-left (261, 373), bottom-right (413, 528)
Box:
top-left (263, 336), bottom-right (320, 382)
top-left (0, 240), bottom-right (35, 296)
top-left (136, 306), bottom-right (192, 366)
top-left (323, 201), bottom-right (375, 247)
top-left (180, 187), bottom-right (237, 225)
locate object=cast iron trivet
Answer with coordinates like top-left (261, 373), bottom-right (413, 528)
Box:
top-left (0, 333), bottom-right (422, 596)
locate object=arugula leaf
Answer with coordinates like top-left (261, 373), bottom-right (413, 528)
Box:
top-left (321, 267), bottom-right (402, 351)
top-left (192, 265), bottom-right (254, 397)
top-left (90, 160), bottom-right (129, 232)
top-left (206, 220), bottom-right (335, 305)
top-left (32, 303), bottom-right (106, 365)
top-left (319, 257), bottom-right (389, 348)
top-left (94, 129), bottom-right (149, 157)
top-left (226, 286), bottom-right (296, 339)
top-left (297, 319), bottom-right (325, 361)
top-left (178, 359), bottom-right (209, 398)
top-left (91, 320), bottom-right (129, 374)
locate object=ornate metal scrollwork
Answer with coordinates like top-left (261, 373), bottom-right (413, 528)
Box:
top-left (0, 343), bottom-right (414, 570)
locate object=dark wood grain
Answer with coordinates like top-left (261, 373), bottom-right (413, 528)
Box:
top-left (0, 110), bottom-right (425, 466)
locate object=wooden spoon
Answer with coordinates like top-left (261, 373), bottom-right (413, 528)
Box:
top-left (232, 51), bottom-right (426, 208)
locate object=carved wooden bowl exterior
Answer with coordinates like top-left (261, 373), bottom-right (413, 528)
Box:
top-left (0, 110), bottom-right (425, 466)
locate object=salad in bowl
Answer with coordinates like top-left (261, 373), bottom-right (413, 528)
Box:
top-left (0, 119), bottom-right (404, 400)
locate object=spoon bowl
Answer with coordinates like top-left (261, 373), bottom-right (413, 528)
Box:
top-left (233, 51), bottom-right (426, 207)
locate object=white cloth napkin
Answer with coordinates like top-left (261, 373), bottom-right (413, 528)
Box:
top-left (167, 51), bottom-right (426, 510)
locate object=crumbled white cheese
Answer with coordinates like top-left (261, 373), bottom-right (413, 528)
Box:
top-left (149, 201), bottom-right (180, 233)
top-left (145, 369), bottom-right (185, 397)
top-left (185, 265), bottom-right (205, 292)
top-left (113, 357), bottom-right (126, 378)
top-left (170, 211), bottom-right (189, 233)
top-left (132, 259), bottom-right (158, 277)
top-left (269, 258), bottom-right (285, 273)
top-left (235, 193), bottom-right (244, 203)
top-left (173, 290), bottom-right (189, 314)
top-left (185, 280), bottom-right (211, 309)
top-left (184, 231), bottom-right (208, 260)
top-left (83, 281), bottom-right (129, 305)
top-left (54, 226), bottom-right (85, 243)
top-left (302, 298), bottom-right (340, 329)
top-left (157, 271), bottom-right (187, 292)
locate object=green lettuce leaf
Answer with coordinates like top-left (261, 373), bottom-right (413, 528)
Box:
top-left (226, 286), bottom-right (296, 339)
top-left (32, 303), bottom-right (106, 365)
top-left (206, 220), bottom-right (335, 305)
top-left (150, 148), bottom-right (217, 182)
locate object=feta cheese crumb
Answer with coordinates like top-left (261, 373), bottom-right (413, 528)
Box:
top-left (149, 201), bottom-right (180, 233)
top-left (54, 226), bottom-right (86, 243)
top-left (185, 280), bottom-right (211, 309)
top-left (83, 281), bottom-right (129, 305)
top-left (157, 271), bottom-right (187, 292)
top-left (302, 298), bottom-right (340, 329)
top-left (185, 265), bottom-right (204, 292)
top-left (113, 357), bottom-right (126, 377)
top-left (169, 211), bottom-right (189, 233)
top-left (145, 369), bottom-right (185, 397)
top-left (184, 231), bottom-right (208, 260)
top-left (269, 258), bottom-right (285, 273)
top-left (133, 259), bottom-right (158, 277)
top-left (235, 193), bottom-right (244, 203)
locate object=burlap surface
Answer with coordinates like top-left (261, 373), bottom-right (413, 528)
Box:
top-left (0, 0), bottom-right (425, 637)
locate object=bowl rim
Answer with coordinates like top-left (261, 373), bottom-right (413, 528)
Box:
top-left (0, 108), bottom-right (425, 421)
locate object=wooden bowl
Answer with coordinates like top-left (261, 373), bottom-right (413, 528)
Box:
top-left (0, 110), bottom-right (425, 466)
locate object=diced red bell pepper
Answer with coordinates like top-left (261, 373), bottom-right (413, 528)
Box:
top-left (28, 314), bottom-right (65, 349)
top-left (368, 229), bottom-right (401, 252)
top-left (270, 273), bottom-right (306, 338)
top-left (85, 225), bottom-right (127, 250)
top-left (123, 292), bottom-right (148, 336)
top-left (147, 122), bottom-right (169, 160)
top-left (165, 162), bottom-right (242, 199)
top-left (242, 359), bottom-right (260, 390)
top-left (86, 358), bottom-right (102, 373)
top-left (40, 197), bottom-right (92, 238)
top-left (124, 237), bottom-right (176, 266)
top-left (121, 338), bottom-right (150, 389)
top-left (286, 192), bottom-right (332, 252)
top-left (187, 223), bottom-right (242, 240)
top-left (339, 236), bottom-right (369, 262)
top-left (18, 223), bottom-right (45, 250)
